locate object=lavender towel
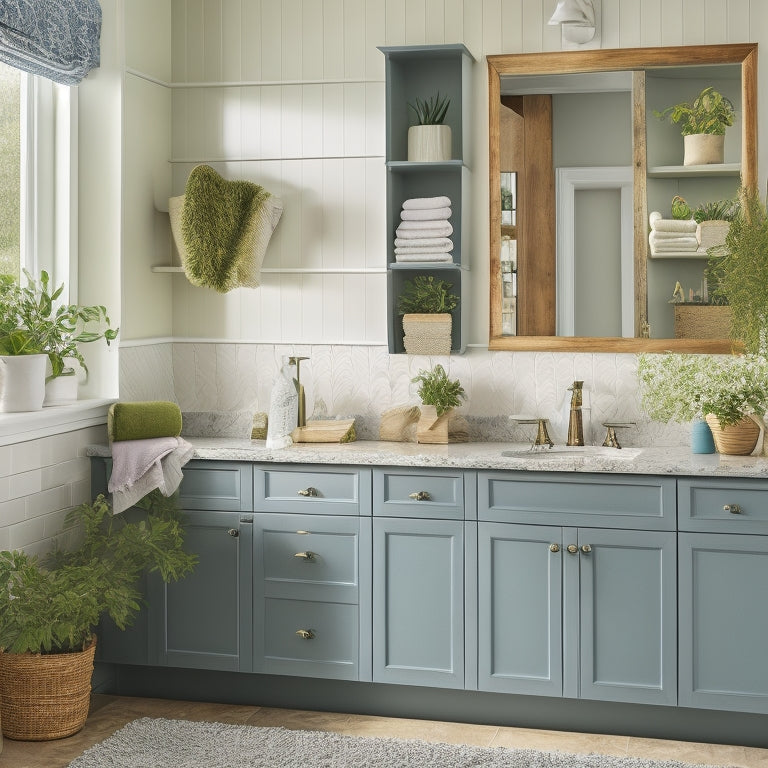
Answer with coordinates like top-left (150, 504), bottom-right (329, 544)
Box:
top-left (401, 206), bottom-right (451, 222)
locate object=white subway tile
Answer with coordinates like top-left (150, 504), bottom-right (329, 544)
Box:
top-left (42, 458), bottom-right (90, 491)
top-left (9, 517), bottom-right (47, 550)
top-left (9, 470), bottom-right (42, 500)
top-left (25, 486), bottom-right (72, 520)
top-left (0, 498), bottom-right (26, 527)
top-left (9, 440), bottom-right (42, 474)
top-left (0, 445), bottom-right (11, 477)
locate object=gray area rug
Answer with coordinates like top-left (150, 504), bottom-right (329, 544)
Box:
top-left (66, 717), bottom-right (733, 768)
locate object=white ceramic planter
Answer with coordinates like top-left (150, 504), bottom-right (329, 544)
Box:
top-left (0, 354), bottom-right (47, 412)
top-left (683, 133), bottom-right (724, 166)
top-left (407, 125), bottom-right (452, 162)
top-left (44, 374), bottom-right (79, 407)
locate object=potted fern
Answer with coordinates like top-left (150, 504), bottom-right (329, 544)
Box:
top-left (0, 492), bottom-right (196, 741)
top-left (412, 363), bottom-right (467, 443)
top-left (407, 91), bottom-right (451, 162)
top-left (397, 274), bottom-right (459, 355)
top-left (654, 86), bottom-right (736, 166)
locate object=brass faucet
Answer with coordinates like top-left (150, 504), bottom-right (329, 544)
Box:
top-left (566, 381), bottom-right (584, 446)
top-left (288, 356), bottom-right (309, 427)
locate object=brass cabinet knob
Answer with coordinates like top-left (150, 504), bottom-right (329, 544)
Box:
top-left (227, 528), bottom-right (239, 537)
top-left (409, 491), bottom-right (431, 501)
top-left (295, 629), bottom-right (315, 640)
top-left (298, 487), bottom-right (318, 497)
top-left (581, 544), bottom-right (592, 553)
top-left (294, 551), bottom-right (315, 561)
top-left (549, 543), bottom-right (560, 553)
top-left (724, 504), bottom-right (742, 514)
top-left (566, 544), bottom-right (578, 554)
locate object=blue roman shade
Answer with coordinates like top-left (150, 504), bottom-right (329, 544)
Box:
top-left (0, 0), bottom-right (101, 86)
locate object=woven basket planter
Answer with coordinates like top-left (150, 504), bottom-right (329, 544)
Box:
top-left (0, 637), bottom-right (96, 741)
top-left (705, 415), bottom-right (762, 456)
top-left (696, 220), bottom-right (730, 251)
top-left (402, 313), bottom-right (452, 356)
top-left (674, 305), bottom-right (731, 340)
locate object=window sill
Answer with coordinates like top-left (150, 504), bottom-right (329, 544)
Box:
top-left (0, 398), bottom-right (114, 446)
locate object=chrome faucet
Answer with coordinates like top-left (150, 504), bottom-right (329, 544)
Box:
top-left (566, 381), bottom-right (584, 446)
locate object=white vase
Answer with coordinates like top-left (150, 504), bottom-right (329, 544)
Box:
top-left (44, 374), bottom-right (79, 407)
top-left (683, 133), bottom-right (724, 166)
top-left (0, 354), bottom-right (47, 412)
top-left (407, 125), bottom-right (452, 162)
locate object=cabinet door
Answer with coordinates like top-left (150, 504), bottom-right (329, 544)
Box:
top-left (373, 517), bottom-right (464, 688)
top-left (679, 532), bottom-right (768, 713)
top-left (578, 528), bottom-right (677, 706)
top-left (477, 522), bottom-right (563, 696)
top-left (155, 510), bottom-right (253, 672)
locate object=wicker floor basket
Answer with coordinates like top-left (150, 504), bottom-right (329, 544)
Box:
top-left (402, 313), bottom-right (452, 356)
top-left (674, 305), bottom-right (731, 340)
top-left (0, 637), bottom-right (96, 741)
top-left (705, 415), bottom-right (762, 456)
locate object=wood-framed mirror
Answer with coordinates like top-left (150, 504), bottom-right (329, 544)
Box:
top-left (488, 43), bottom-right (758, 352)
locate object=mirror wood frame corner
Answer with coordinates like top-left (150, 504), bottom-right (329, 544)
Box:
top-left (488, 43), bottom-right (758, 353)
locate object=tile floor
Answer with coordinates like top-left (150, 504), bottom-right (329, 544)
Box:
top-left (1, 695), bottom-right (767, 768)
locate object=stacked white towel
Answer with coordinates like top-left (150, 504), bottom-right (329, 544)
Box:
top-left (395, 196), bottom-right (453, 263)
top-left (649, 211), bottom-right (699, 255)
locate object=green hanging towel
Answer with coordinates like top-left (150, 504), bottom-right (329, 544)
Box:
top-left (178, 165), bottom-right (283, 292)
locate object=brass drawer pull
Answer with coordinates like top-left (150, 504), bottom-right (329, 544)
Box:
top-left (295, 629), bottom-right (315, 640)
top-left (581, 544), bottom-right (592, 554)
top-left (409, 491), bottom-right (431, 501)
top-left (294, 551), bottom-right (316, 561)
top-left (566, 544), bottom-right (578, 554)
top-left (724, 504), bottom-right (743, 514)
top-left (298, 487), bottom-right (318, 497)
top-left (549, 543), bottom-right (560, 553)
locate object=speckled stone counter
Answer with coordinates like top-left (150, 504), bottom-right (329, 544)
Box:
top-left (87, 438), bottom-right (768, 478)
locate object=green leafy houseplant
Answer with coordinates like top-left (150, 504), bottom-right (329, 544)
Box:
top-left (693, 197), bottom-right (738, 223)
top-left (707, 189), bottom-right (768, 353)
top-left (0, 492), bottom-right (197, 655)
top-left (0, 274), bottom-right (42, 355)
top-left (412, 363), bottom-right (466, 416)
top-left (397, 275), bottom-right (459, 315)
top-left (408, 92), bottom-right (450, 125)
top-left (637, 352), bottom-right (768, 427)
top-left (654, 86), bottom-right (736, 136)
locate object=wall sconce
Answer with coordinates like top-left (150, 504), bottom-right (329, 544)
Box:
top-left (548, 0), bottom-right (601, 49)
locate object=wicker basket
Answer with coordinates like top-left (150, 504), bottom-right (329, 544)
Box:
top-left (674, 305), bottom-right (731, 340)
top-left (0, 637), bottom-right (96, 741)
top-left (696, 220), bottom-right (730, 251)
top-left (402, 313), bottom-right (452, 356)
top-left (705, 415), bottom-right (762, 456)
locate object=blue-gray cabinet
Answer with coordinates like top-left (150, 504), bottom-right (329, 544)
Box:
top-left (678, 478), bottom-right (768, 714)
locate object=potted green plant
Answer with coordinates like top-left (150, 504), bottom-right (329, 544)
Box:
top-left (0, 491), bottom-right (196, 741)
top-left (411, 363), bottom-right (466, 444)
top-left (707, 188), bottom-right (768, 355)
top-left (637, 352), bottom-right (768, 455)
top-left (407, 91), bottom-right (451, 162)
top-left (654, 86), bottom-right (736, 166)
top-left (397, 275), bottom-right (459, 355)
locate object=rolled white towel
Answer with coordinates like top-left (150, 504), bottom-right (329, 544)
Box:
top-left (649, 211), bottom-right (697, 233)
top-left (395, 252), bottom-right (454, 263)
top-left (402, 196), bottom-right (452, 210)
top-left (401, 206), bottom-right (451, 222)
top-left (396, 221), bottom-right (453, 237)
top-left (394, 237), bottom-right (453, 250)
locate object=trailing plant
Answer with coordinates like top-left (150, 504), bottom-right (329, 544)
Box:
top-left (0, 269), bottom-right (118, 378)
top-left (693, 197), bottom-right (738, 223)
top-left (707, 188), bottom-right (768, 352)
top-left (408, 92), bottom-right (450, 125)
top-left (654, 86), bottom-right (735, 136)
top-left (397, 275), bottom-right (459, 315)
top-left (412, 363), bottom-right (466, 416)
top-left (637, 352), bottom-right (768, 426)
top-left (0, 492), bottom-right (197, 655)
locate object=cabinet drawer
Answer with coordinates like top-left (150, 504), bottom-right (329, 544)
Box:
top-left (373, 468), bottom-right (465, 519)
top-left (260, 598), bottom-right (358, 680)
top-left (254, 465), bottom-right (371, 515)
top-left (256, 513), bottom-right (363, 602)
top-left (178, 461), bottom-right (253, 511)
top-left (678, 478), bottom-right (768, 534)
top-left (478, 471), bottom-right (675, 530)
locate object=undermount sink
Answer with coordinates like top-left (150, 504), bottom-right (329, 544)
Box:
top-left (501, 445), bottom-right (643, 460)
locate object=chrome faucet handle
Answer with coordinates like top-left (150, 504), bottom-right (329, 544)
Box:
top-left (601, 421), bottom-right (636, 449)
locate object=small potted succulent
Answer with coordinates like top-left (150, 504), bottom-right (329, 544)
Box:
top-left (407, 91), bottom-right (451, 162)
top-left (412, 363), bottom-right (467, 444)
top-left (397, 275), bottom-right (459, 356)
top-left (654, 86), bottom-right (736, 166)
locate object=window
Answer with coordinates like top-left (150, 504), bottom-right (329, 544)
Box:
top-left (0, 61), bottom-right (21, 280)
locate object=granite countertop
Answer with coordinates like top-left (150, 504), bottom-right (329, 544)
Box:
top-left (86, 438), bottom-right (768, 479)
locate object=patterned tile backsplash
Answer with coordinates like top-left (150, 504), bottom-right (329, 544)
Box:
top-left (119, 342), bottom-right (685, 448)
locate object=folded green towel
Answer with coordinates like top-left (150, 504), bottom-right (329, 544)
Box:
top-left (179, 165), bottom-right (282, 293)
top-left (108, 401), bottom-right (183, 442)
